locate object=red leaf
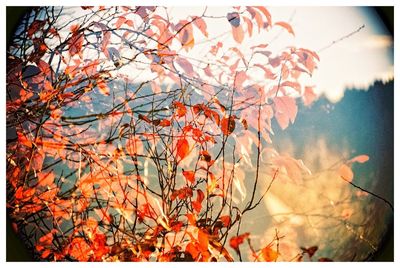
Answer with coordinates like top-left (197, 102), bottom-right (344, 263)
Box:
top-left (192, 200), bottom-right (202, 213)
top-left (177, 138), bottom-right (189, 160)
top-left (68, 25), bottom-right (84, 56)
top-left (349, 154), bottom-right (369, 164)
top-left (183, 170), bottom-right (195, 184)
top-left (158, 119), bottom-right (171, 127)
top-left (196, 189), bottom-right (205, 203)
top-left (219, 215), bottom-right (231, 227)
top-left (339, 164), bottom-right (354, 181)
top-left (221, 116), bottom-right (236, 136)
top-left (27, 20), bottom-right (46, 37)
top-left (275, 21), bottom-right (295, 36)
top-left (229, 233), bottom-right (250, 251)
top-left (173, 101), bottom-right (187, 118)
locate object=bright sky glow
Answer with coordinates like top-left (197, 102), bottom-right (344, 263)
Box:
top-left (167, 6), bottom-right (393, 103)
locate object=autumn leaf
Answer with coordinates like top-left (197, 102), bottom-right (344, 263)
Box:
top-left (231, 25), bottom-right (244, 44)
top-left (275, 21), bottom-right (295, 36)
top-left (256, 245), bottom-right (278, 262)
top-left (198, 229), bottom-right (209, 252)
top-left (219, 215), bottom-right (231, 227)
top-left (254, 6), bottom-right (272, 27)
top-left (27, 20), bottom-right (46, 37)
top-left (17, 132), bottom-right (32, 148)
top-left (273, 96), bottom-right (298, 130)
top-left (339, 164), bottom-right (354, 181)
top-left (303, 86), bottom-right (317, 106)
top-left (68, 25), bottom-right (84, 56)
top-left (349, 154), bottom-right (369, 164)
top-left (182, 170), bottom-right (195, 184)
top-left (176, 138), bottom-right (189, 160)
top-left (221, 116), bottom-right (236, 136)
top-left (193, 16), bottom-right (208, 37)
top-left (229, 232), bottom-right (250, 252)
top-left (173, 101), bottom-right (187, 118)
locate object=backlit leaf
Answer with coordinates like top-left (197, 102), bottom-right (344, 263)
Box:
top-left (339, 164), bottom-right (354, 181)
top-left (177, 138), bottom-right (189, 160)
top-left (273, 96), bottom-right (298, 130)
top-left (303, 86), bottom-right (317, 106)
top-left (231, 25), bottom-right (244, 44)
top-left (198, 229), bottom-right (209, 252)
top-left (193, 16), bottom-right (208, 37)
top-left (275, 21), bottom-right (295, 36)
top-left (183, 170), bottom-right (195, 184)
top-left (229, 232), bottom-right (250, 251)
top-left (349, 154), bottom-right (369, 164)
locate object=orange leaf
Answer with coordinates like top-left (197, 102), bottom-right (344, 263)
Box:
top-left (275, 21), bottom-right (295, 36)
top-left (17, 132), bottom-right (32, 148)
top-left (349, 154), bottom-right (369, 164)
top-left (229, 232), bottom-right (250, 251)
top-left (192, 200), bottom-right (202, 213)
top-left (176, 138), bottom-right (189, 160)
top-left (37, 171), bottom-right (55, 187)
top-left (173, 101), bottom-right (187, 118)
top-left (258, 245), bottom-right (278, 262)
top-left (231, 25), bottom-right (244, 44)
top-left (198, 229), bottom-right (209, 252)
top-left (219, 215), bottom-right (231, 227)
top-left (254, 6), bottom-right (272, 27)
top-left (158, 119), bottom-right (171, 127)
top-left (186, 213), bottom-right (197, 226)
top-left (186, 242), bottom-right (200, 260)
top-left (183, 170), bottom-right (195, 184)
top-left (221, 116), bottom-right (236, 136)
top-left (339, 164), bottom-right (354, 181)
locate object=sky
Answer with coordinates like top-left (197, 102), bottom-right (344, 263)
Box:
top-left (169, 6), bottom-right (393, 103)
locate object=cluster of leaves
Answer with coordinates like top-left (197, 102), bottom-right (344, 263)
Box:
top-left (6, 6), bottom-right (368, 262)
